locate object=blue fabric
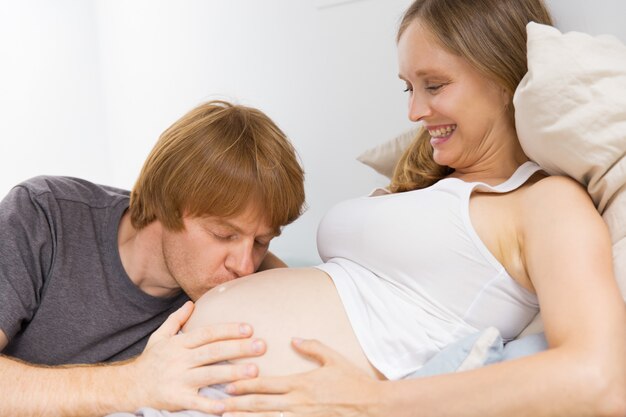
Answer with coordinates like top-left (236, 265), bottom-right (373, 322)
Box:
top-left (404, 329), bottom-right (549, 379)
top-left (502, 332), bottom-right (548, 360)
top-left (405, 327), bottom-right (504, 379)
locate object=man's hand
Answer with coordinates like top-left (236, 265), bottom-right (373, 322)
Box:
top-left (126, 301), bottom-right (267, 414)
top-left (0, 301), bottom-right (267, 417)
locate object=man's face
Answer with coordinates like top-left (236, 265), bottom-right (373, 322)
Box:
top-left (161, 205), bottom-right (278, 301)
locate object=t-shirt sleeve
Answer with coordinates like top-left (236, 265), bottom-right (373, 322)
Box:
top-left (0, 184), bottom-right (54, 343)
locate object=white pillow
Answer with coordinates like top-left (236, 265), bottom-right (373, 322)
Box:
top-left (514, 22), bottom-right (626, 299)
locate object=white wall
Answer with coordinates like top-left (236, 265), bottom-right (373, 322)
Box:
top-left (0, 0), bottom-right (110, 192)
top-left (93, 0), bottom-right (413, 264)
top-left (1, 0), bottom-right (624, 264)
top-left (546, 0), bottom-right (626, 41)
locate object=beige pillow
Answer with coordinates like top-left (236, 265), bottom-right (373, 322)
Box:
top-left (514, 22), bottom-right (626, 299)
top-left (356, 126), bottom-right (421, 179)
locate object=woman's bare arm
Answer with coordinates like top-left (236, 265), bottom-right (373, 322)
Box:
top-left (219, 176), bottom-right (626, 417)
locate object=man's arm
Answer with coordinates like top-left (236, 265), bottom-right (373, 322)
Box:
top-left (0, 329), bottom-right (7, 351)
top-left (0, 302), bottom-right (266, 417)
top-left (257, 251), bottom-right (288, 270)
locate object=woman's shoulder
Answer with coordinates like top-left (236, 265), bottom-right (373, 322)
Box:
top-left (522, 174), bottom-right (590, 203)
top-left (518, 174), bottom-right (600, 225)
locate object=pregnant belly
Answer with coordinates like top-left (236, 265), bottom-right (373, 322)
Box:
top-left (183, 267), bottom-right (383, 379)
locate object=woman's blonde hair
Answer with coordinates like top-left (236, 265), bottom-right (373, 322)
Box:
top-left (130, 100), bottom-right (305, 232)
top-left (390, 0), bottom-right (553, 193)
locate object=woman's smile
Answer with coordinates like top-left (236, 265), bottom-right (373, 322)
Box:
top-left (427, 124), bottom-right (457, 146)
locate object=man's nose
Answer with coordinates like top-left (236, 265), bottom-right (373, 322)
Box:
top-left (226, 242), bottom-right (256, 277)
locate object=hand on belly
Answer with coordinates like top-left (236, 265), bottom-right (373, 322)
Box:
top-left (183, 267), bottom-right (383, 379)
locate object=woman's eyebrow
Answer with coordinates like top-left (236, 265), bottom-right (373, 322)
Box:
top-left (400, 68), bottom-right (444, 80)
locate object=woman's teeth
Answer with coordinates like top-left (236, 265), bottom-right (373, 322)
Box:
top-left (428, 125), bottom-right (456, 138)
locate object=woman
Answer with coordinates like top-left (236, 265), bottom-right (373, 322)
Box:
top-left (188, 0), bottom-right (626, 415)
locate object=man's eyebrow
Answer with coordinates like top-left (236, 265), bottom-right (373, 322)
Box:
top-left (214, 219), bottom-right (244, 234)
top-left (214, 219), bottom-right (281, 239)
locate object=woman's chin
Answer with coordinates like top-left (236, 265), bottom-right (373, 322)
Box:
top-left (432, 152), bottom-right (452, 168)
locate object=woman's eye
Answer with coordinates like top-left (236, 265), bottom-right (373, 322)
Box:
top-left (403, 84), bottom-right (413, 93)
top-left (425, 83), bottom-right (444, 92)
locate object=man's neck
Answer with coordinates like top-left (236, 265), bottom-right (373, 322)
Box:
top-left (117, 212), bottom-right (181, 298)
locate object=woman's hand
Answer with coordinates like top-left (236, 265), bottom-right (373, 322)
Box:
top-left (220, 338), bottom-right (384, 417)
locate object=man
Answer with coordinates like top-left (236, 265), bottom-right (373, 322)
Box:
top-left (0, 100), bottom-right (305, 415)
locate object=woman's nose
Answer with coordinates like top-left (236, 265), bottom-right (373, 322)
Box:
top-left (408, 93), bottom-right (432, 122)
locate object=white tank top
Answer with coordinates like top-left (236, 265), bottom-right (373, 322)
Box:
top-left (315, 161), bottom-right (541, 380)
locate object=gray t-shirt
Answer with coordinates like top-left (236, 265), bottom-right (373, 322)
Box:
top-left (0, 176), bottom-right (189, 365)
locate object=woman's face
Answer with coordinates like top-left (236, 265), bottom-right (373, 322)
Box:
top-left (397, 20), bottom-right (513, 170)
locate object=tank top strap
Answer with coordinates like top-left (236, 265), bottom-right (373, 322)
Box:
top-left (471, 161), bottom-right (543, 194)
